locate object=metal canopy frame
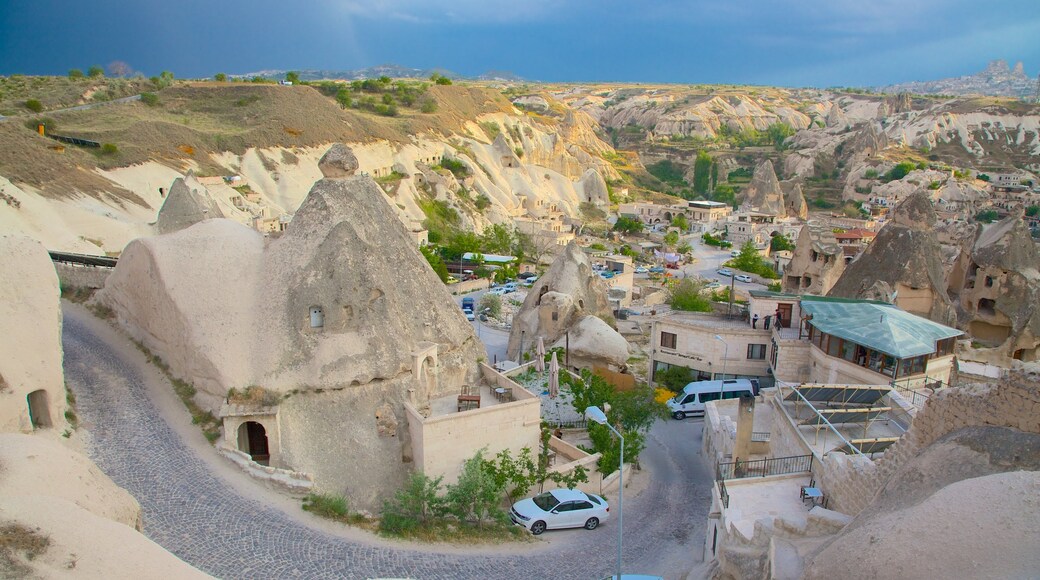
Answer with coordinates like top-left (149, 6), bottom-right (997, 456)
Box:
top-left (833, 437), bottom-right (899, 457)
top-left (784, 384), bottom-right (889, 406)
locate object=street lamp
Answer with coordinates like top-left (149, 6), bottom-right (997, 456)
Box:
top-left (711, 336), bottom-right (728, 405)
top-left (586, 405), bottom-right (623, 580)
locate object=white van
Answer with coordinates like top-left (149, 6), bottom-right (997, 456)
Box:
top-left (666, 379), bottom-right (758, 420)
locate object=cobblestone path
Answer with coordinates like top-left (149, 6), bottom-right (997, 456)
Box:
top-left (62, 308), bottom-right (710, 579)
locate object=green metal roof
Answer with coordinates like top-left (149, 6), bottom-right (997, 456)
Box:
top-left (800, 297), bottom-right (962, 359)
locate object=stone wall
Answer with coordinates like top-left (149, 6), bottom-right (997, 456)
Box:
top-left (405, 395), bottom-right (541, 486)
top-left (53, 262), bottom-right (113, 290)
top-left (817, 371), bottom-right (1040, 517)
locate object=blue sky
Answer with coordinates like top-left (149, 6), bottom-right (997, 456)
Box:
top-left (1, 0), bottom-right (1038, 86)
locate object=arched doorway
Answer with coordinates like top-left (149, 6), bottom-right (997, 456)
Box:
top-left (238, 421), bottom-right (270, 465)
top-left (26, 390), bottom-right (52, 429)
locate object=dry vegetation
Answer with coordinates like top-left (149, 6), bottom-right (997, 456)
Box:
top-left (0, 81), bottom-right (514, 201)
top-left (0, 523), bottom-right (50, 577)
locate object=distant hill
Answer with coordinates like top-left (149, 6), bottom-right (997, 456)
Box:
top-left (237, 64), bottom-right (524, 83)
top-left (879, 60), bottom-right (1036, 98)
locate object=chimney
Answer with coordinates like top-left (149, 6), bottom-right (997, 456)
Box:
top-left (733, 394), bottom-right (756, 462)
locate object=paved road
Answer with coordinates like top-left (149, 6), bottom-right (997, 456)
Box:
top-left (62, 306), bottom-right (712, 579)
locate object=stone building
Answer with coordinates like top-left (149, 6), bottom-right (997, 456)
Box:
top-left (96, 158), bottom-right (523, 507)
top-left (782, 224), bottom-right (844, 295)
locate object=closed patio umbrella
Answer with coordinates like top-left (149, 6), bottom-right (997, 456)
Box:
top-left (536, 336), bottom-right (546, 373)
top-left (549, 351), bottom-right (559, 399)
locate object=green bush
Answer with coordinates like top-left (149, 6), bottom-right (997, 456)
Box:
top-left (646, 159), bottom-right (686, 187)
top-left (864, 168), bottom-right (880, 179)
top-left (24, 99), bottom-right (43, 113)
top-left (438, 157), bottom-right (470, 178)
top-left (68, 69), bottom-right (84, 80)
top-left (140, 92), bottom-right (160, 107)
top-left (478, 293), bottom-right (501, 318)
top-left (303, 493), bottom-right (349, 519)
top-left (88, 65), bottom-right (104, 78)
top-left (975, 210), bottom-right (999, 223)
top-left (884, 161), bottom-right (917, 182)
top-left (214, 72), bottom-right (227, 82)
top-left (379, 472), bottom-right (446, 535)
top-left (613, 216), bottom-right (644, 234)
top-left (668, 279), bottom-right (711, 312)
top-left (100, 143), bottom-right (119, 155)
top-left (420, 99), bottom-right (438, 113)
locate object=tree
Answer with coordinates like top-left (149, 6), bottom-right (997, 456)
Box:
top-left (668, 279), bottom-right (711, 312)
top-left (285, 71), bottom-right (300, 84)
top-left (664, 231), bottom-right (679, 247)
top-left (769, 234), bottom-right (794, 251)
top-left (88, 65), bottom-right (104, 78)
top-left (107, 60), bottom-right (132, 77)
top-left (613, 216), bottom-right (645, 234)
top-left (214, 72), bottom-right (227, 82)
top-left (654, 365), bottom-right (694, 393)
top-left (671, 214), bottom-right (689, 231)
top-left (478, 293), bottom-right (501, 318)
top-left (420, 99), bottom-right (438, 113)
top-left (710, 161), bottom-right (718, 192)
top-left (379, 472), bottom-right (445, 533)
top-left (444, 450), bottom-right (505, 526)
top-left (420, 245), bottom-right (449, 282)
top-left (481, 223), bottom-right (515, 254)
top-left (692, 150), bottom-right (712, 195)
top-left (430, 73), bottom-right (452, 85)
top-left (766, 122), bottom-right (796, 150)
top-left (335, 87), bottom-right (352, 108)
top-left (975, 210), bottom-right (999, 223)
top-left (1026, 205), bottom-right (1039, 218)
top-left (68, 69), bottom-right (84, 80)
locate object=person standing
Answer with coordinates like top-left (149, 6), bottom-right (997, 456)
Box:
top-left (752, 313), bottom-right (759, 328)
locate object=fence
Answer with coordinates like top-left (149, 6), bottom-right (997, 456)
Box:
top-left (716, 453), bottom-right (813, 481)
top-left (718, 478), bottom-right (730, 509)
top-left (889, 377), bottom-right (945, 409)
top-left (751, 431), bottom-right (771, 443)
top-left (546, 418), bottom-right (587, 430)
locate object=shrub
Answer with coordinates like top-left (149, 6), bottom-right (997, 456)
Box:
top-left (655, 365), bottom-right (694, 393)
top-left (214, 72), bottom-right (227, 82)
top-left (420, 99), bottom-right (438, 113)
top-left (928, 180), bottom-right (941, 190)
top-left (100, 143), bottom-right (119, 155)
top-left (88, 65), bottom-right (104, 77)
top-left (1025, 205), bottom-right (1039, 218)
top-left (474, 194), bottom-right (491, 211)
top-left (379, 472), bottom-right (446, 534)
top-left (303, 493), bottom-right (349, 519)
top-left (444, 450), bottom-right (505, 526)
top-left (975, 210), bottom-right (999, 223)
top-left (68, 69), bottom-right (84, 79)
top-left (613, 216), bottom-right (644, 234)
top-left (884, 161), bottom-right (917, 181)
top-left (478, 121), bottom-right (501, 140)
top-left (478, 293), bottom-right (501, 318)
top-left (140, 92), bottom-right (160, 107)
top-left (438, 157), bottom-right (469, 178)
top-left (668, 279), bottom-right (711, 312)
top-left (864, 168), bottom-right (880, 179)
top-left (335, 88), bottom-right (352, 108)
top-left (24, 99), bottom-right (43, 113)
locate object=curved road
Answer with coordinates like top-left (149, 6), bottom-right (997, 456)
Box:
top-left (62, 306), bottom-right (712, 579)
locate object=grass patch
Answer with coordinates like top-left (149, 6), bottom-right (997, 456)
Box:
top-left (384, 519), bottom-right (528, 543)
top-left (302, 493), bottom-right (371, 527)
top-left (0, 523), bottom-right (50, 577)
top-left (227, 385), bottom-right (282, 407)
top-left (60, 284), bottom-right (96, 304)
top-left (132, 340), bottom-right (221, 443)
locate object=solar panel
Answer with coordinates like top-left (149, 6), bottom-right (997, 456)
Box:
top-left (801, 407), bottom-right (892, 426)
top-left (832, 437), bottom-right (899, 455)
top-left (785, 385), bottom-right (890, 405)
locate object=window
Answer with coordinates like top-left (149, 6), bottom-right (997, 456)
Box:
top-left (682, 394), bottom-right (696, 404)
top-left (699, 392), bottom-right (721, 403)
top-left (661, 331), bottom-right (677, 349)
top-left (747, 344), bottom-right (766, 360)
top-left (827, 336), bottom-right (842, 358)
top-left (722, 390), bottom-right (752, 399)
top-left (841, 340), bottom-right (857, 362)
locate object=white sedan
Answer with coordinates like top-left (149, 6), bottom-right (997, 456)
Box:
top-left (510, 488), bottom-right (609, 535)
top-left (634, 266), bottom-right (648, 274)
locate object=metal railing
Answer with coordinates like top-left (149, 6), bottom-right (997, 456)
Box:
top-left (716, 453), bottom-right (813, 481)
top-left (718, 478), bottom-right (730, 509)
top-left (547, 418), bottom-right (587, 430)
top-left (751, 431), bottom-right (771, 442)
top-left (889, 377), bottom-right (946, 409)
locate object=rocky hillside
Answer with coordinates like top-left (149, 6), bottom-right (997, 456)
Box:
top-left (879, 60), bottom-right (1037, 98)
top-left (2, 78), bottom-right (1039, 255)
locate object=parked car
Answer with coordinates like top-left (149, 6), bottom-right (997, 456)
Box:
top-left (503, 282), bottom-right (518, 292)
top-left (463, 310), bottom-right (475, 321)
top-left (518, 271), bottom-right (537, 280)
top-left (717, 268), bottom-right (733, 277)
top-left (522, 276), bottom-right (538, 286)
top-left (488, 286), bottom-right (508, 296)
top-left (730, 250), bottom-right (741, 258)
top-left (704, 280), bottom-right (722, 289)
top-left (600, 271), bottom-right (615, 279)
top-left (649, 266), bottom-right (665, 273)
top-left (735, 274), bottom-right (752, 283)
top-left (634, 266), bottom-right (649, 274)
top-left (510, 489), bottom-right (610, 535)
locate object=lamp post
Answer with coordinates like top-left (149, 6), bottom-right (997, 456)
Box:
top-left (586, 405), bottom-right (623, 580)
top-left (715, 334), bottom-right (732, 384)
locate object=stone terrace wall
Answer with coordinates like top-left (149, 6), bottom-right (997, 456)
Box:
top-left (54, 262), bottom-right (112, 290)
top-left (819, 370), bottom-right (1040, 516)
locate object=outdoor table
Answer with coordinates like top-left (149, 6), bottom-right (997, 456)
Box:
top-left (801, 486), bottom-right (824, 508)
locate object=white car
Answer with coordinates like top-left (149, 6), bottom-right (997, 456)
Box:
top-left (734, 274), bottom-right (752, 283)
top-left (488, 287), bottom-right (508, 296)
top-left (634, 266), bottom-right (648, 274)
top-left (510, 488), bottom-right (609, 535)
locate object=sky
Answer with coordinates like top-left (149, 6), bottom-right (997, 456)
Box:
top-left (1, 0), bottom-right (1038, 87)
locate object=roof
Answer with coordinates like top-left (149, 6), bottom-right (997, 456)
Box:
top-left (548, 488), bottom-right (598, 502)
top-left (834, 228), bottom-right (877, 241)
top-left (801, 297), bottom-right (963, 358)
top-left (462, 252), bottom-right (516, 264)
